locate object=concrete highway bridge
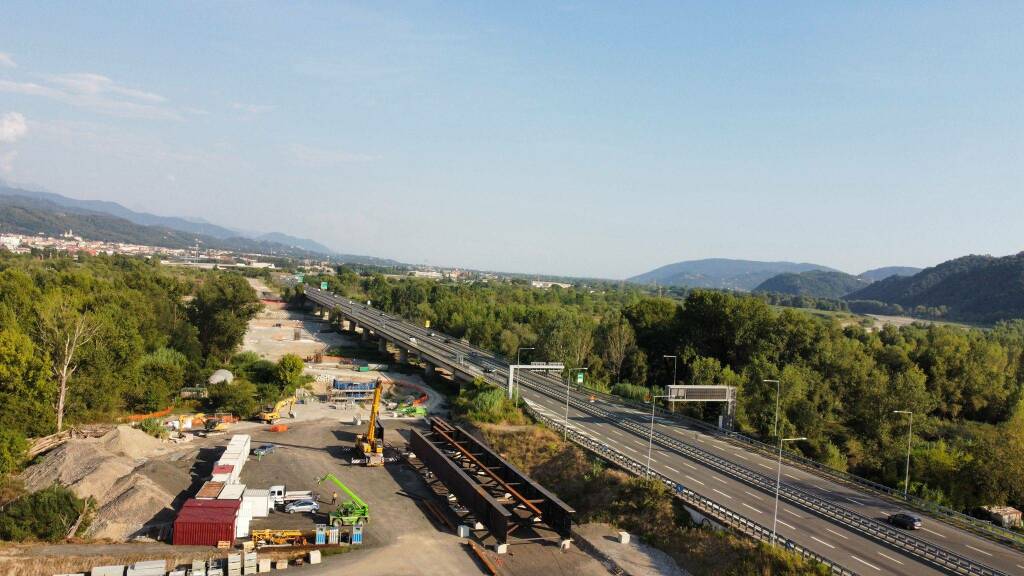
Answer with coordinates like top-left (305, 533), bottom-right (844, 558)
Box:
top-left (304, 285), bottom-right (1023, 576)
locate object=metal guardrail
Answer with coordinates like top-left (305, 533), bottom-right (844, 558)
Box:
top-left (524, 401), bottom-right (858, 576)
top-left (521, 377), bottom-right (1008, 576)
top-left (574, 384), bottom-right (1024, 552)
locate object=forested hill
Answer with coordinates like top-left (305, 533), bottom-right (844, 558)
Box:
top-left (753, 270), bottom-right (870, 299)
top-left (859, 266), bottom-right (921, 281)
top-left (846, 253), bottom-right (1024, 323)
top-left (628, 258), bottom-right (836, 291)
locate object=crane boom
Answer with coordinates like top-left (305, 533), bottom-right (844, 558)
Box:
top-left (317, 473), bottom-right (368, 510)
top-left (365, 380), bottom-right (382, 446)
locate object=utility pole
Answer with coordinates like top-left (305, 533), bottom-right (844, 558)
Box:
top-left (893, 410), bottom-right (914, 498)
top-left (564, 367), bottom-right (587, 441)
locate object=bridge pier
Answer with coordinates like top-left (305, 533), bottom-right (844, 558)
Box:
top-left (424, 363), bottom-right (435, 377)
top-left (378, 338), bottom-right (388, 353)
top-left (361, 326), bottom-right (369, 342)
top-left (398, 348), bottom-right (408, 364)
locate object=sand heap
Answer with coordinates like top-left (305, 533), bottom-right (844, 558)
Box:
top-left (21, 425), bottom-right (193, 541)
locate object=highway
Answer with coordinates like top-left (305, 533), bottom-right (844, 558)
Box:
top-left (305, 286), bottom-right (1022, 576)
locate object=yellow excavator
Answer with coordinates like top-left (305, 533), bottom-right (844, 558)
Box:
top-left (259, 396), bottom-right (296, 424)
top-left (354, 381), bottom-right (384, 466)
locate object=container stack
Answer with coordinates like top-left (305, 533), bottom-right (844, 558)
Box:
top-left (172, 498), bottom-right (241, 545)
top-left (217, 483), bottom-right (250, 537)
top-left (243, 552), bottom-right (258, 575)
top-left (214, 435), bottom-right (250, 484)
top-left (197, 481), bottom-right (226, 499)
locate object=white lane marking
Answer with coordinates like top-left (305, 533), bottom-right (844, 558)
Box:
top-left (825, 528), bottom-right (849, 540)
top-left (712, 488), bottom-right (733, 499)
top-left (711, 475), bottom-right (728, 484)
top-left (844, 496), bottom-right (864, 505)
top-left (611, 429), bottom-right (624, 437)
top-left (744, 491), bottom-right (763, 501)
top-left (685, 475), bottom-right (705, 486)
top-left (776, 519), bottom-right (796, 530)
top-left (878, 552), bottom-right (904, 565)
top-left (735, 453), bottom-right (749, 461)
top-left (784, 473), bottom-right (799, 480)
top-left (757, 462), bottom-right (773, 470)
top-left (921, 527), bottom-right (946, 538)
top-left (682, 461), bottom-right (698, 471)
top-left (664, 465), bottom-right (680, 474)
top-left (741, 502), bottom-right (763, 514)
top-left (965, 544), bottom-right (993, 557)
top-left (623, 445), bottom-right (638, 454)
top-left (810, 536), bottom-right (835, 549)
top-left (648, 458), bottom-right (658, 464)
top-left (850, 556), bottom-right (880, 571)
top-left (784, 509), bottom-right (804, 519)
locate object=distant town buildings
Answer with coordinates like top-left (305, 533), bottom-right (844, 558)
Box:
top-left (531, 280), bottom-right (573, 289)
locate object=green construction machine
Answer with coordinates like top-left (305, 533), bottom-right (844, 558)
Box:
top-left (397, 404), bottom-right (427, 417)
top-left (316, 473), bottom-right (370, 527)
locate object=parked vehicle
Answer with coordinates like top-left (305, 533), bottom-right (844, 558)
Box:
top-left (285, 499), bottom-right (320, 514)
top-left (888, 512), bottom-right (922, 530)
top-left (253, 444), bottom-right (275, 457)
top-left (483, 367), bottom-right (497, 374)
top-left (269, 485), bottom-right (315, 506)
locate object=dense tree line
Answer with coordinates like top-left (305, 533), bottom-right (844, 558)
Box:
top-left (0, 252), bottom-right (260, 474)
top-left (318, 272), bottom-right (1024, 512)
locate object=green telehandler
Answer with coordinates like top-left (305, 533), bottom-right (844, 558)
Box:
top-left (316, 473), bottom-right (370, 526)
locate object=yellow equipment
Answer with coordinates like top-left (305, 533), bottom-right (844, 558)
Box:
top-left (259, 396), bottom-right (296, 424)
top-left (250, 529), bottom-right (307, 548)
top-left (355, 381), bottom-right (384, 466)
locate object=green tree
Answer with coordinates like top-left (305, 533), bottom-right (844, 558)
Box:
top-left (275, 354), bottom-right (305, 393)
top-left (189, 274), bottom-right (261, 361)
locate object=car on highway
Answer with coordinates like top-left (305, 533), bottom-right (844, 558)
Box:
top-left (444, 338), bottom-right (451, 343)
top-left (252, 443), bottom-right (275, 457)
top-left (888, 512), bottom-right (922, 530)
top-left (483, 366), bottom-right (497, 374)
top-left (428, 331), bottom-right (435, 337)
top-left (285, 499), bottom-right (320, 514)
top-left (409, 337), bottom-right (417, 343)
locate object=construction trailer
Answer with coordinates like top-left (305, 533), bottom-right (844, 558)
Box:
top-left (316, 473), bottom-right (370, 527)
top-left (354, 381), bottom-right (385, 466)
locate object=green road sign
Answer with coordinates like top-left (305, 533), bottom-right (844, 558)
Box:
top-left (576, 371), bottom-right (585, 384)
top-left (297, 274), bottom-right (304, 282)
top-left (320, 281), bottom-right (329, 290)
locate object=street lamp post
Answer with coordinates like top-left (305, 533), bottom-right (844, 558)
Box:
top-left (647, 394), bottom-right (671, 476)
top-left (515, 347), bottom-right (535, 406)
top-left (764, 379), bottom-right (781, 438)
top-left (772, 436), bottom-right (806, 547)
top-left (564, 367), bottom-right (587, 441)
top-left (893, 410), bottom-right (913, 498)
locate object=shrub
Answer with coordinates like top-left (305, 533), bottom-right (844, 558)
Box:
top-left (0, 429), bottom-right (27, 476)
top-left (0, 484), bottom-right (90, 541)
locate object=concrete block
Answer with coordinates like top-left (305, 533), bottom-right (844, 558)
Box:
top-left (308, 550), bottom-right (321, 564)
top-left (457, 525), bottom-right (471, 538)
top-left (274, 559), bottom-right (288, 570)
top-left (473, 522), bottom-right (484, 530)
top-left (91, 566), bottom-right (126, 576)
top-left (618, 531), bottom-right (631, 544)
top-left (493, 543), bottom-right (508, 555)
top-left (169, 571), bottom-right (187, 576)
top-left (257, 559), bottom-right (272, 573)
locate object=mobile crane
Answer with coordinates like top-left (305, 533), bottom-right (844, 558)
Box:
top-left (354, 381), bottom-right (385, 466)
top-left (316, 473), bottom-right (370, 526)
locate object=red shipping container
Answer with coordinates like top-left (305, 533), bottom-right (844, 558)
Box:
top-left (212, 464), bottom-right (234, 475)
top-left (173, 498), bottom-right (240, 546)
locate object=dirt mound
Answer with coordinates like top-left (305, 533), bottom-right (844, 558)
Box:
top-left (20, 425), bottom-right (194, 542)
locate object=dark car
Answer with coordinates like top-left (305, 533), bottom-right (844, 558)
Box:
top-left (483, 367), bottom-right (497, 374)
top-left (253, 444), bottom-right (275, 457)
top-left (888, 512), bottom-right (922, 530)
top-left (444, 338), bottom-right (451, 343)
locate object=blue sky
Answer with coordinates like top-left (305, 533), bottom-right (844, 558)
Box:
top-left (1, 2), bottom-right (1022, 278)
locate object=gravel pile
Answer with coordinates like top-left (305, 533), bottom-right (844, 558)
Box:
top-left (21, 425), bottom-right (192, 541)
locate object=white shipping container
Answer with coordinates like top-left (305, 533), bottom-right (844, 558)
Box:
top-left (219, 484), bottom-right (246, 500)
top-left (235, 516), bottom-right (251, 538)
top-left (211, 472), bottom-right (231, 483)
top-left (243, 489), bottom-right (272, 517)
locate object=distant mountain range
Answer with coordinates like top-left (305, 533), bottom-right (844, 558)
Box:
top-left (0, 184), bottom-right (399, 266)
top-left (628, 258), bottom-right (839, 291)
top-left (859, 266), bottom-right (922, 282)
top-left (753, 270), bottom-right (871, 299)
top-left (846, 253), bottom-right (1024, 323)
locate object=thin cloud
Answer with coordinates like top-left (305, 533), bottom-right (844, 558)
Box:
top-left (0, 53), bottom-right (15, 68)
top-left (0, 73), bottom-right (178, 120)
top-left (0, 112), bottom-right (28, 143)
top-left (232, 102), bottom-right (276, 114)
top-left (0, 151), bottom-right (17, 175)
top-left (288, 143), bottom-right (379, 166)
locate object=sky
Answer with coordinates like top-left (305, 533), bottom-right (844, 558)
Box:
top-left (1, 2), bottom-right (1022, 279)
